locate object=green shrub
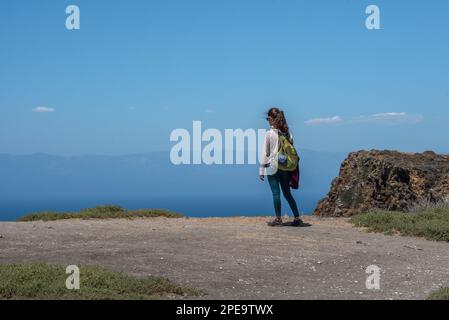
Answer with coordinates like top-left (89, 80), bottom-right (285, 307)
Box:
top-left (0, 263), bottom-right (203, 300)
top-left (350, 208), bottom-right (449, 242)
top-left (18, 205), bottom-right (183, 222)
top-left (428, 288), bottom-right (449, 300)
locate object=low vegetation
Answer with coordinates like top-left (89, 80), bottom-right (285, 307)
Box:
top-left (350, 205), bottom-right (449, 242)
top-left (0, 263), bottom-right (203, 300)
top-left (18, 205), bottom-right (183, 222)
top-left (428, 288), bottom-right (449, 300)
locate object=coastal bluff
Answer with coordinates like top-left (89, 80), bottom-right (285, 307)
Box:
top-left (314, 150), bottom-right (449, 217)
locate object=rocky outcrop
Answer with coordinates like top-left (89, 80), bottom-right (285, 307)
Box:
top-left (313, 150), bottom-right (449, 217)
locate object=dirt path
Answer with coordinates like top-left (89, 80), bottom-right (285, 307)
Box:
top-left (1, 217), bottom-right (448, 300)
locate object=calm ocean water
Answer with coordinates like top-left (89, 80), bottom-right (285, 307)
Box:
top-left (0, 193), bottom-right (321, 221)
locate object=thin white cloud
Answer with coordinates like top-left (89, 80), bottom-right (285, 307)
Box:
top-left (304, 116), bottom-right (342, 125)
top-left (374, 112), bottom-right (407, 117)
top-left (351, 112), bottom-right (423, 124)
top-left (32, 106), bottom-right (55, 113)
top-left (204, 109), bottom-right (215, 113)
top-left (305, 112), bottom-right (423, 126)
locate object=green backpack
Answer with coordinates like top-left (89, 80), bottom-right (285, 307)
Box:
top-left (277, 135), bottom-right (299, 172)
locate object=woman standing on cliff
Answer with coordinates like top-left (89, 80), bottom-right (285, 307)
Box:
top-left (260, 107), bottom-right (307, 227)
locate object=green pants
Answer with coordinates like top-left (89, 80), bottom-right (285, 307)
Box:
top-left (267, 170), bottom-right (300, 218)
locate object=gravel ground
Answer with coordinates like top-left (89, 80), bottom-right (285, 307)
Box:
top-left (1, 216), bottom-right (448, 300)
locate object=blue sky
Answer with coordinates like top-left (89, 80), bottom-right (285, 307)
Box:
top-left (0, 0), bottom-right (448, 155)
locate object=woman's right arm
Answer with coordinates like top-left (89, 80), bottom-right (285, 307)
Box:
top-left (259, 130), bottom-right (272, 179)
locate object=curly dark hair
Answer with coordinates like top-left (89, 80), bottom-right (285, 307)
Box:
top-left (266, 107), bottom-right (290, 135)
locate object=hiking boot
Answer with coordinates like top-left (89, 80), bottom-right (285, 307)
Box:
top-left (291, 218), bottom-right (310, 227)
top-left (267, 218), bottom-right (283, 227)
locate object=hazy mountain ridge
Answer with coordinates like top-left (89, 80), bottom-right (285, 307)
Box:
top-left (0, 149), bottom-right (346, 220)
top-left (0, 149), bottom-right (345, 198)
